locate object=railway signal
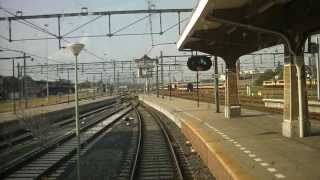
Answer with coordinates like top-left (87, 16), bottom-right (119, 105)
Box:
top-left (187, 56), bottom-right (212, 71)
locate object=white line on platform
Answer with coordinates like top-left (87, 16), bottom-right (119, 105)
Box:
top-left (267, 168), bottom-right (277, 172)
top-left (248, 154), bottom-right (256, 158)
top-left (201, 116), bottom-right (286, 179)
top-left (260, 162), bottom-right (269, 166)
top-left (254, 158), bottom-right (262, 162)
top-left (275, 173), bottom-right (286, 179)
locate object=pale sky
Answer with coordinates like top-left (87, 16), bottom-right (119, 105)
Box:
top-left (0, 0), bottom-right (195, 80)
top-left (0, 0), bottom-right (308, 84)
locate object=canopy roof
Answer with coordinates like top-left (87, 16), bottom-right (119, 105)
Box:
top-left (178, 0), bottom-right (320, 59)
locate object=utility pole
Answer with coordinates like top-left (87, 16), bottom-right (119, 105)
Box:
top-left (161, 51), bottom-right (164, 99)
top-left (12, 58), bottom-right (16, 114)
top-left (169, 64), bottom-right (172, 100)
top-left (93, 75), bottom-right (96, 99)
top-left (132, 72), bottom-right (135, 91)
top-left (100, 72), bottom-right (103, 96)
top-left (251, 55), bottom-right (255, 87)
top-left (44, 24), bottom-right (50, 104)
top-left (317, 37), bottom-right (320, 101)
top-left (23, 53), bottom-right (28, 109)
top-left (214, 56), bottom-right (220, 112)
top-left (117, 71), bottom-right (120, 94)
top-left (67, 69), bottom-right (70, 103)
top-left (156, 58), bottom-right (159, 97)
top-left (113, 61), bottom-right (116, 94)
top-left (196, 70), bottom-right (199, 107)
top-left (18, 63), bottom-right (21, 109)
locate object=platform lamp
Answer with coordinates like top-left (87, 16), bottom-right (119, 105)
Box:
top-left (67, 42), bottom-right (84, 180)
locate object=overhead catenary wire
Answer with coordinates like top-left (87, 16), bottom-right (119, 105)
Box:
top-left (0, 6), bottom-right (108, 62)
top-left (0, 45), bottom-right (66, 64)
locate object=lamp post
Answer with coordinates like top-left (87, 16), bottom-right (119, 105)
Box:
top-left (67, 42), bottom-right (84, 180)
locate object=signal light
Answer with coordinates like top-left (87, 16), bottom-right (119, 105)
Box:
top-left (187, 56), bottom-right (212, 71)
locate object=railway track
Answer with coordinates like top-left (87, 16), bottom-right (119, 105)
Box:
top-left (0, 101), bottom-right (131, 180)
top-left (0, 102), bottom-right (115, 151)
top-left (119, 104), bottom-right (184, 180)
top-left (0, 96), bottom-right (129, 155)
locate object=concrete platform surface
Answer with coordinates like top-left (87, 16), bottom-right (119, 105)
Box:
top-left (0, 96), bottom-right (116, 123)
top-left (140, 95), bottom-right (320, 180)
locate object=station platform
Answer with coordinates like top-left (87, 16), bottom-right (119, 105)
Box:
top-left (0, 96), bottom-right (116, 123)
top-left (140, 95), bottom-right (320, 180)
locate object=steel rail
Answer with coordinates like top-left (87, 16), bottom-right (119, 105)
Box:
top-left (129, 104), bottom-right (142, 180)
top-left (129, 104), bottom-right (184, 180)
top-left (145, 105), bottom-right (184, 180)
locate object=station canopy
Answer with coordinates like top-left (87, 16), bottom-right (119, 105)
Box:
top-left (177, 0), bottom-right (320, 59)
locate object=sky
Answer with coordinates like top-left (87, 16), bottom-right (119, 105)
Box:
top-left (0, 0), bottom-right (196, 81)
top-left (0, 0), bottom-right (315, 84)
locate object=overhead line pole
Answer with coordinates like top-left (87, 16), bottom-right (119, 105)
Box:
top-left (317, 38), bottom-right (320, 101)
top-left (196, 70), bottom-right (199, 107)
top-left (23, 53), bottom-right (28, 109)
top-left (156, 57), bottom-right (159, 97)
top-left (12, 58), bottom-right (16, 114)
top-left (17, 63), bottom-right (21, 109)
top-left (214, 56), bottom-right (220, 112)
top-left (113, 62), bottom-right (116, 94)
top-left (160, 51), bottom-right (164, 99)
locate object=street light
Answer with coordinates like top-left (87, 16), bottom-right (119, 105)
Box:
top-left (67, 42), bottom-right (84, 180)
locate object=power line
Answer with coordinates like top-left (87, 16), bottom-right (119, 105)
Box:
top-left (0, 6), bottom-right (108, 62)
top-left (0, 45), bottom-right (65, 64)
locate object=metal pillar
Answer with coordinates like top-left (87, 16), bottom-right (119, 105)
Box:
top-left (169, 65), bottom-right (172, 100)
top-left (67, 70), bottom-right (70, 103)
top-left (12, 58), bottom-right (16, 113)
top-left (294, 56), bottom-right (310, 137)
top-left (58, 16), bottom-right (62, 49)
top-left (74, 55), bottom-right (81, 180)
top-left (317, 38), bottom-right (320, 101)
top-left (17, 63), bottom-right (21, 109)
top-left (156, 58), bottom-right (159, 97)
top-left (214, 56), bottom-right (219, 112)
top-left (178, 12), bottom-right (181, 35)
top-left (117, 71), bottom-right (120, 93)
top-left (113, 62), bottom-right (116, 93)
top-left (100, 72), bottom-right (103, 96)
top-left (160, 51), bottom-right (164, 99)
top-left (23, 54), bottom-right (28, 109)
top-left (9, 19), bottom-right (12, 42)
top-left (46, 49), bottom-right (49, 104)
top-left (196, 70), bottom-right (199, 107)
top-left (108, 14), bottom-right (111, 36)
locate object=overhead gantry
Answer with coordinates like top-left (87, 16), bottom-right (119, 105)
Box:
top-left (177, 0), bottom-right (320, 138)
